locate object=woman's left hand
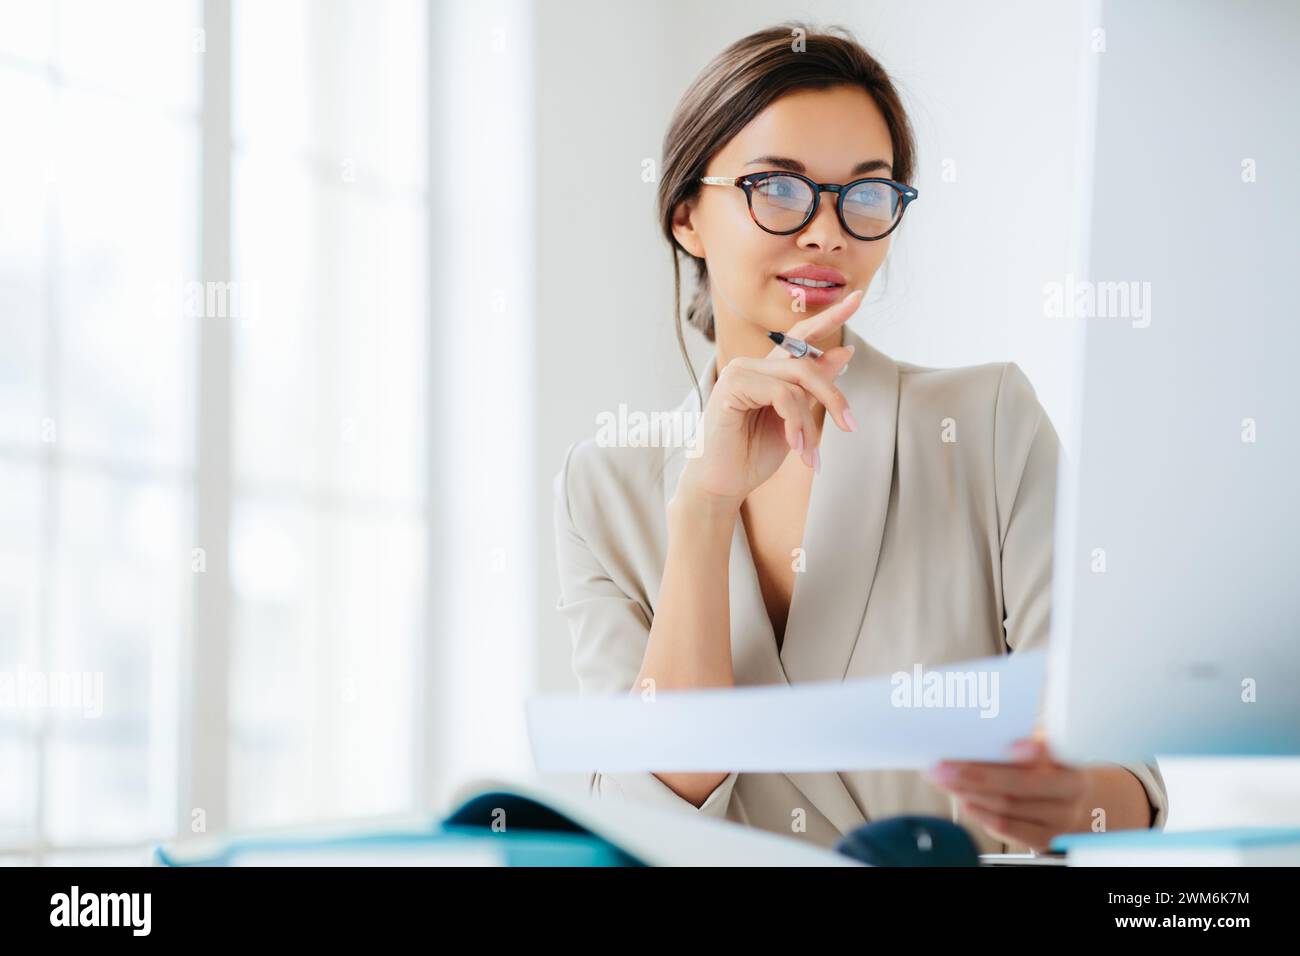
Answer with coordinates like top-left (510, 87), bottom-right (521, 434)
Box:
top-left (925, 737), bottom-right (1089, 851)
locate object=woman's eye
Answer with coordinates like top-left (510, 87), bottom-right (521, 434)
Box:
top-left (852, 188), bottom-right (885, 206)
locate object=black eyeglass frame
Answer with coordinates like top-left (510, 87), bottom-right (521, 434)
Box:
top-left (699, 171), bottom-right (919, 241)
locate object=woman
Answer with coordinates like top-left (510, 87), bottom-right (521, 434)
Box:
top-left (552, 23), bottom-right (1167, 853)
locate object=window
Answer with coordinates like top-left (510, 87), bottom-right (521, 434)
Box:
top-left (226, 0), bottom-right (429, 830)
top-left (0, 0), bottom-right (457, 863)
top-left (0, 0), bottom-right (202, 861)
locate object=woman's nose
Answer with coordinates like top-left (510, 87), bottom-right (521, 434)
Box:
top-left (796, 195), bottom-right (848, 252)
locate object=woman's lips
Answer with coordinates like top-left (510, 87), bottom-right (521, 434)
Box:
top-left (777, 276), bottom-right (845, 306)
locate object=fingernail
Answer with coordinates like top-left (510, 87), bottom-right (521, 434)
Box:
top-left (812, 447), bottom-right (821, 474)
top-left (843, 407), bottom-right (857, 431)
top-left (1011, 741), bottom-right (1038, 762)
top-left (837, 362), bottom-right (850, 379)
top-left (928, 764), bottom-right (958, 784)
top-left (793, 429), bottom-right (803, 452)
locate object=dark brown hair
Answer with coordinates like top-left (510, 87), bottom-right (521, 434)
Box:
top-left (658, 23), bottom-right (916, 397)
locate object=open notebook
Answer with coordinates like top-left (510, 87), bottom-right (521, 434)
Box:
top-left (154, 775), bottom-right (859, 867)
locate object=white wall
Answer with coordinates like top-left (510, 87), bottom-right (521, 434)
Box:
top-left (534, 0), bottom-right (1098, 695)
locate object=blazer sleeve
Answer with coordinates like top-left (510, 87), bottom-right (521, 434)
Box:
top-left (552, 441), bottom-right (739, 818)
top-left (993, 363), bottom-right (1168, 830)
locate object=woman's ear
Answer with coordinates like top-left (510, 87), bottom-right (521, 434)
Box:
top-left (671, 198), bottom-right (706, 258)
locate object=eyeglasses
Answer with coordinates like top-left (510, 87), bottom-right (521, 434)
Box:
top-left (699, 171), bottom-right (918, 241)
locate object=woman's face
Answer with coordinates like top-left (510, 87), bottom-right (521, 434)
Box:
top-left (673, 84), bottom-right (898, 345)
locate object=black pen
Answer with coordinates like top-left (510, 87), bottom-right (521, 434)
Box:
top-left (767, 330), bottom-right (824, 359)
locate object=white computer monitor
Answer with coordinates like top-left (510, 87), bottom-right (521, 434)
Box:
top-left (1045, 0), bottom-right (1300, 766)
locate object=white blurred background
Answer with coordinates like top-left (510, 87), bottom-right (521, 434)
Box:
top-left (0, 0), bottom-right (536, 863)
top-left (0, 0), bottom-right (1294, 864)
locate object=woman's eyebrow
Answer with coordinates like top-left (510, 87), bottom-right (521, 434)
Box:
top-left (744, 156), bottom-right (894, 175)
top-left (851, 159), bottom-right (893, 174)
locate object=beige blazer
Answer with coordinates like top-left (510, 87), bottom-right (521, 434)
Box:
top-left (552, 324), bottom-right (1167, 854)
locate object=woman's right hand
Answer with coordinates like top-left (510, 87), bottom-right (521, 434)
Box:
top-left (676, 289), bottom-right (864, 510)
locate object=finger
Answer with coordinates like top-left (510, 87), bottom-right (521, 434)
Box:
top-left (719, 365), bottom-right (819, 468)
top-left (784, 286), bottom-right (866, 344)
top-left (945, 739), bottom-right (1055, 771)
top-left (784, 345), bottom-right (856, 415)
top-left (960, 803), bottom-right (1058, 852)
top-left (1009, 738), bottom-right (1053, 765)
top-left (814, 343), bottom-right (855, 381)
top-left (936, 768), bottom-right (1087, 803)
top-left (766, 288), bottom-right (866, 358)
top-left (765, 378), bottom-right (819, 468)
top-left (728, 356), bottom-right (854, 433)
top-left (926, 762), bottom-right (1087, 801)
top-left (948, 789), bottom-right (1072, 828)
top-left (833, 343), bottom-right (856, 373)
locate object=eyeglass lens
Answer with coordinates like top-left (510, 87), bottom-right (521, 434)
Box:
top-left (750, 174), bottom-right (903, 239)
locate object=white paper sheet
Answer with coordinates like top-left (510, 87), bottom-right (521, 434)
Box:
top-left (526, 650), bottom-right (1046, 773)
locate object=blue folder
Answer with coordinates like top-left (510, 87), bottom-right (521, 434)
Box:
top-left (154, 790), bottom-right (643, 867)
top-left (1052, 827), bottom-right (1300, 853)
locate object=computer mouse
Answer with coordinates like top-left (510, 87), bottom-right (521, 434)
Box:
top-left (835, 815), bottom-right (980, 866)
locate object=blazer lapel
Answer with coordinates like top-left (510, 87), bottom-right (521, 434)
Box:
top-left (777, 327), bottom-right (900, 836)
top-left (659, 326), bottom-right (901, 835)
top-left (779, 325), bottom-right (900, 684)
